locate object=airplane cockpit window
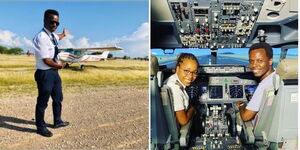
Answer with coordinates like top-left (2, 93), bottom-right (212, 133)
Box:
top-left (285, 48), bottom-right (298, 59)
top-left (152, 48), bottom-right (298, 69)
top-left (74, 51), bottom-right (83, 56)
top-left (64, 49), bottom-right (73, 53)
top-left (152, 48), bottom-right (211, 68)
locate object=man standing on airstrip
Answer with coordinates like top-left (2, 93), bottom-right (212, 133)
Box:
top-left (33, 9), bottom-right (69, 137)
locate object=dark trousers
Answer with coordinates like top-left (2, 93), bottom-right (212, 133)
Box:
top-left (34, 69), bottom-right (63, 129)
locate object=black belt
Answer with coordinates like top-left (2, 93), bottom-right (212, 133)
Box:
top-left (37, 68), bottom-right (58, 71)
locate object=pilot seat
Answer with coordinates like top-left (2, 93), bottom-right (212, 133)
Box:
top-left (151, 56), bottom-right (193, 150)
top-left (240, 58), bottom-right (298, 150)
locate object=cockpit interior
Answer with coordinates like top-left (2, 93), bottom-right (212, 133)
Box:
top-left (150, 0), bottom-right (298, 150)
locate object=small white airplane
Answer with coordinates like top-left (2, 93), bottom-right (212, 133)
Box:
top-left (58, 46), bottom-right (123, 70)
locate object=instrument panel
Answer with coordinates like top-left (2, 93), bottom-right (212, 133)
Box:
top-left (200, 76), bottom-right (257, 102)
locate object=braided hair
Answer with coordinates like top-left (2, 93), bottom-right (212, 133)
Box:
top-left (176, 53), bottom-right (199, 68)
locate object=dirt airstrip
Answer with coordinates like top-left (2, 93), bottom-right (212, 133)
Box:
top-left (0, 86), bottom-right (148, 149)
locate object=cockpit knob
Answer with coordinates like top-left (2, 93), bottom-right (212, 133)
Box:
top-left (180, 28), bottom-right (184, 34)
top-left (246, 16), bottom-right (250, 22)
top-left (205, 18), bottom-right (208, 23)
top-left (214, 12), bottom-right (218, 17)
top-left (254, 7), bottom-right (258, 13)
top-left (195, 28), bottom-right (200, 34)
top-left (205, 29), bottom-right (209, 34)
top-left (241, 16), bottom-right (245, 21)
top-left (180, 7), bottom-right (185, 13)
top-left (236, 136), bottom-right (240, 144)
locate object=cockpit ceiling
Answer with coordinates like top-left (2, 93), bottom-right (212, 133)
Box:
top-left (151, 0), bottom-right (298, 49)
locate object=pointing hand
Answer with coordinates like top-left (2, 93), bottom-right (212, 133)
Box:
top-left (63, 28), bottom-right (68, 37)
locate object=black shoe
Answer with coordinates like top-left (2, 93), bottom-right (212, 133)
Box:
top-left (53, 121), bottom-right (69, 128)
top-left (37, 128), bottom-right (53, 137)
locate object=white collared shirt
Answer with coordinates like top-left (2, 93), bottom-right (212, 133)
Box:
top-left (246, 71), bottom-right (276, 112)
top-left (33, 27), bottom-right (59, 70)
top-left (165, 74), bottom-right (190, 111)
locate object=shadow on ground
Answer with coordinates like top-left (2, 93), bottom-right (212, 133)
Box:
top-left (0, 115), bottom-right (51, 133)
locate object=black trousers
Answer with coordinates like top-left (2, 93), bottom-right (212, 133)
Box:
top-left (34, 69), bottom-right (63, 129)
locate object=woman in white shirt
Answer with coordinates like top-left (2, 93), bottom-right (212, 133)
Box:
top-left (165, 53), bottom-right (199, 126)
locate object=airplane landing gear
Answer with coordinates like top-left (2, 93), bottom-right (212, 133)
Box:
top-left (80, 65), bottom-right (85, 70)
top-left (65, 63), bottom-right (70, 68)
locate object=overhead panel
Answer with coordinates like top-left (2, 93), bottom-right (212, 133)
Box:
top-left (167, 0), bottom-right (264, 49)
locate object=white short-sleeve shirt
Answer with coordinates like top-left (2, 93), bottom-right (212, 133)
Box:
top-left (246, 71), bottom-right (275, 112)
top-left (33, 28), bottom-right (59, 70)
top-left (165, 74), bottom-right (189, 111)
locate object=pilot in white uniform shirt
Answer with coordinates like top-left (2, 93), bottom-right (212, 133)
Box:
top-left (33, 27), bottom-right (59, 70)
top-left (246, 71), bottom-right (275, 112)
top-left (246, 71), bottom-right (275, 126)
top-left (165, 73), bottom-right (190, 111)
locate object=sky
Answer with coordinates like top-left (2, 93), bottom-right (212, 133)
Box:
top-left (0, 1), bottom-right (149, 57)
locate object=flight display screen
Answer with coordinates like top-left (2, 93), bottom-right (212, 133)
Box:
top-left (229, 85), bottom-right (243, 98)
top-left (209, 86), bottom-right (223, 99)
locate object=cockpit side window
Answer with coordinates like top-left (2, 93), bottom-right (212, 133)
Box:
top-left (286, 48), bottom-right (298, 59)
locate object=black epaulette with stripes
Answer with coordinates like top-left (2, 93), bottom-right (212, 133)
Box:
top-left (175, 80), bottom-right (184, 91)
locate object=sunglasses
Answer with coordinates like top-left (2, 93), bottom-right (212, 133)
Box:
top-left (49, 20), bottom-right (60, 26)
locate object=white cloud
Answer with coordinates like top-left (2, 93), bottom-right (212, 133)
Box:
top-left (74, 37), bottom-right (101, 48)
top-left (127, 22), bottom-right (149, 41)
top-left (59, 34), bottom-right (74, 48)
top-left (0, 30), bottom-right (32, 48)
top-left (60, 22), bottom-right (149, 57)
top-left (0, 22), bottom-right (149, 57)
top-left (106, 22), bottom-right (149, 57)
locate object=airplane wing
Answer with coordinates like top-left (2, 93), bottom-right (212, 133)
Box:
top-left (60, 46), bottom-right (123, 52)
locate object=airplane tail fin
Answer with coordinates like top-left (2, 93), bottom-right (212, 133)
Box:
top-left (99, 51), bottom-right (110, 60)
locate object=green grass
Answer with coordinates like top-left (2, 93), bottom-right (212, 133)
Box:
top-left (0, 54), bottom-right (149, 99)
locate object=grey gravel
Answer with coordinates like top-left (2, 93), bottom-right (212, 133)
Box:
top-left (0, 86), bottom-right (148, 149)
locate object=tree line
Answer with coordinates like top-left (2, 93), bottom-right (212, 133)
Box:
top-left (0, 45), bottom-right (149, 60)
top-left (113, 55), bottom-right (148, 60)
top-left (0, 45), bottom-right (23, 54)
